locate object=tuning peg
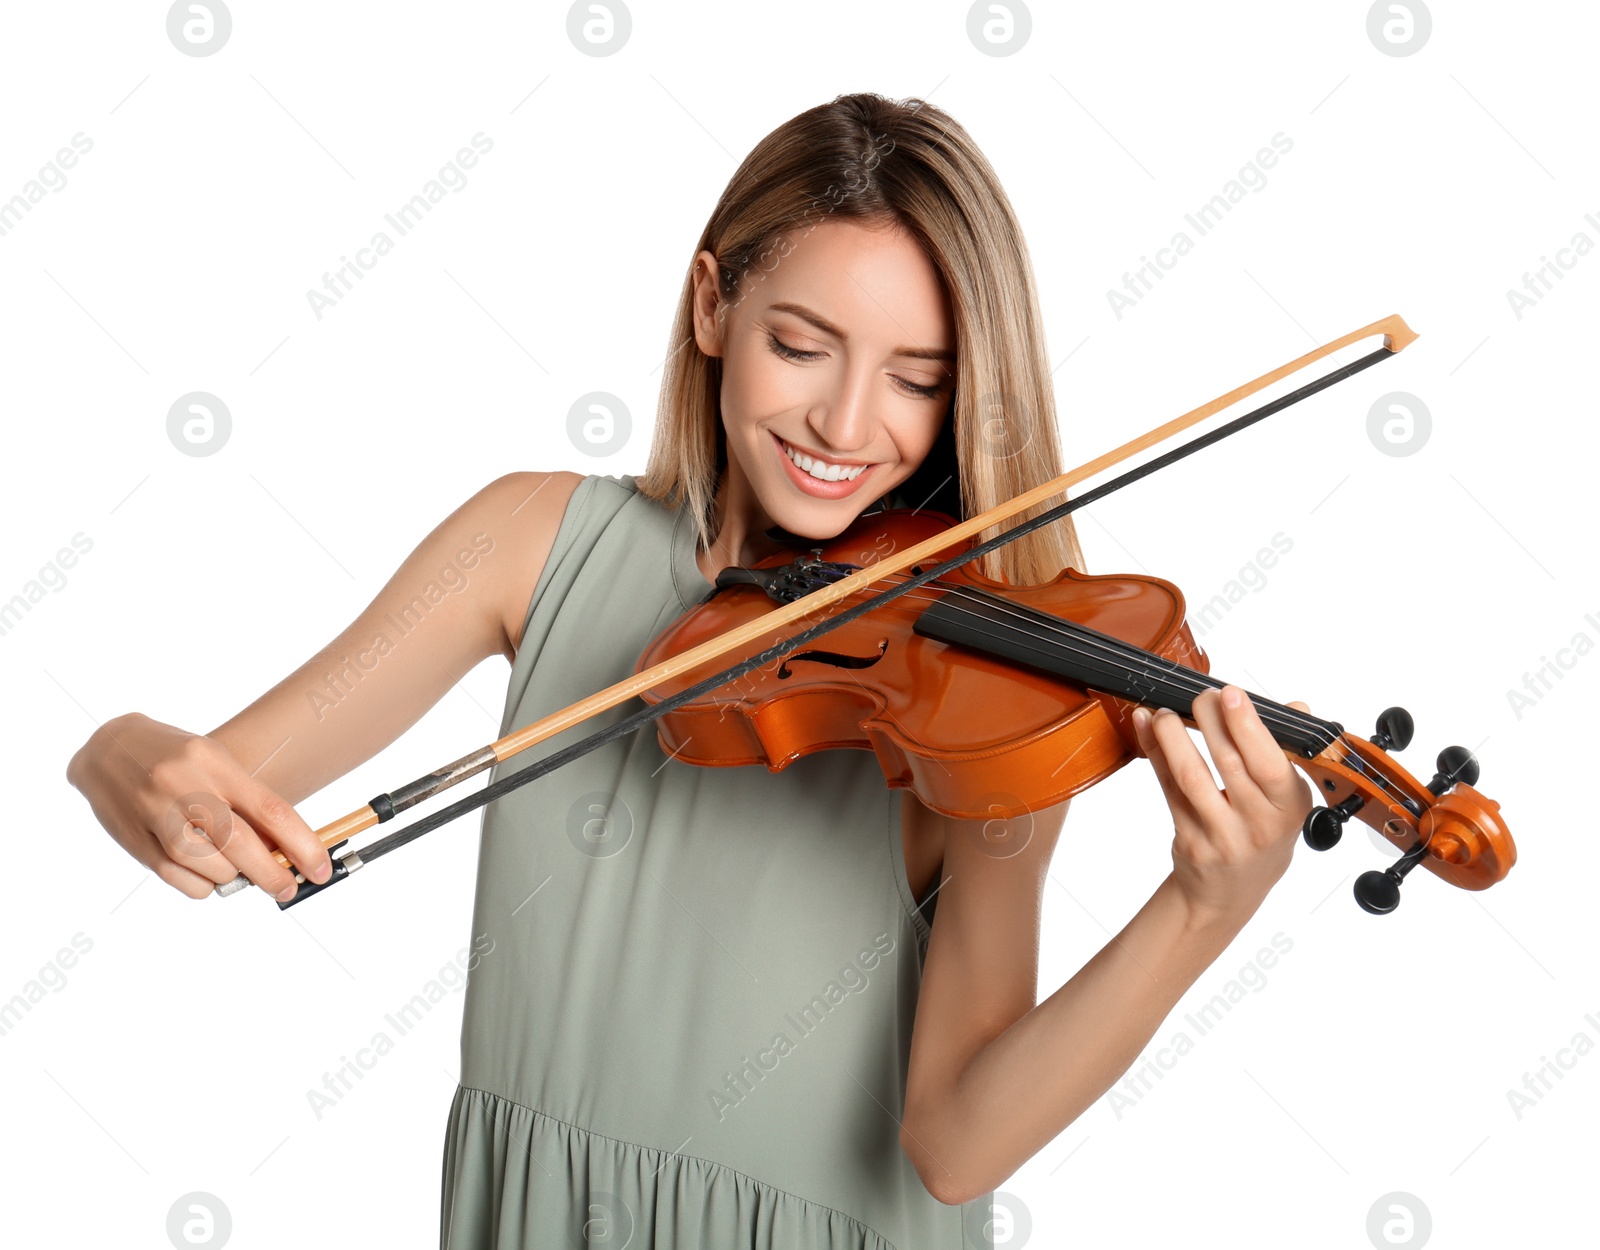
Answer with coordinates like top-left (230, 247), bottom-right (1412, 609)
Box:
top-left (1426, 745), bottom-right (1479, 795)
top-left (1353, 840), bottom-right (1429, 915)
top-left (1301, 793), bottom-right (1366, 851)
top-left (1371, 706), bottom-right (1414, 751)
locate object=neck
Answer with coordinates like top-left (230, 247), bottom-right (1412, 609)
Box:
top-left (696, 466), bottom-right (789, 582)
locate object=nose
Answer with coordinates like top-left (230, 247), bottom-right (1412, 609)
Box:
top-left (806, 365), bottom-right (876, 456)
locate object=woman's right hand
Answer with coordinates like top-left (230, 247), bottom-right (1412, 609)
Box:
top-left (62, 472), bottom-right (584, 906)
top-left (66, 713), bottom-right (333, 902)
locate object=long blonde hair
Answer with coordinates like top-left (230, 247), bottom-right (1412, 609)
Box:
top-left (636, 91), bottom-right (1084, 585)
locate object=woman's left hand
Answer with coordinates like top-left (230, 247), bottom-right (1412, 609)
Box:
top-left (1132, 684), bottom-right (1315, 930)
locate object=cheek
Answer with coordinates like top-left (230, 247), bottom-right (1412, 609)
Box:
top-left (723, 347), bottom-right (812, 419)
top-left (895, 407), bottom-right (949, 463)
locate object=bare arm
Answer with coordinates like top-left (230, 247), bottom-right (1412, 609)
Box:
top-left (899, 686), bottom-right (1314, 1204)
top-left (898, 803), bottom-right (1238, 1203)
top-left (66, 471), bottom-right (583, 902)
top-left (205, 471), bottom-right (581, 804)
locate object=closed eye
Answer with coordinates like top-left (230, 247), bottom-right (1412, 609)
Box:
top-left (765, 332), bottom-right (945, 400)
top-left (765, 332), bottom-right (823, 363)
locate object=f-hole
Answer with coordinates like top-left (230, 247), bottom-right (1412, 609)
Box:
top-left (777, 638), bottom-right (888, 680)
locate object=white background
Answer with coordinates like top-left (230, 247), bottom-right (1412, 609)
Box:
top-left (1, 2), bottom-right (1593, 1247)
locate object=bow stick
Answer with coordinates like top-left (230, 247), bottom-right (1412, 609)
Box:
top-left (215, 313), bottom-right (1417, 907)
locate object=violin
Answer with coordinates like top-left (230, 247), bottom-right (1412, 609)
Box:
top-left (637, 507), bottom-right (1514, 913)
top-left (212, 313), bottom-right (1515, 913)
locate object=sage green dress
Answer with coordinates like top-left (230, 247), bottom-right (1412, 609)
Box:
top-left (439, 474), bottom-right (994, 1249)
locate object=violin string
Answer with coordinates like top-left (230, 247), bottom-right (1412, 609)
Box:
top-left (895, 575), bottom-right (1415, 813)
top-left (856, 573), bottom-right (1332, 740)
top-left (886, 575), bottom-right (1415, 811)
top-left (881, 573), bottom-right (1414, 810)
top-left (827, 571), bottom-right (1416, 813)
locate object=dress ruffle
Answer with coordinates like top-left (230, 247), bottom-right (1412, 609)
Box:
top-left (441, 1085), bottom-right (900, 1250)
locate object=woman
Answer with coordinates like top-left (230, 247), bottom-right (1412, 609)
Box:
top-left (66, 92), bottom-right (1313, 1247)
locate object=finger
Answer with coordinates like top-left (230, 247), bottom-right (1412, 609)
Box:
top-left (1215, 686), bottom-right (1306, 810)
top-left (152, 855), bottom-right (223, 900)
top-left (1132, 707), bottom-right (1198, 824)
top-left (156, 797), bottom-right (295, 900)
top-left (228, 775), bottom-right (332, 885)
top-left (1148, 705), bottom-right (1234, 828)
top-left (1190, 688), bottom-right (1262, 805)
top-left (155, 792), bottom-right (244, 885)
top-left (1132, 701), bottom-right (1216, 825)
top-left (119, 823), bottom-right (223, 901)
top-left (204, 808), bottom-right (306, 900)
top-left (1134, 706), bottom-right (1210, 829)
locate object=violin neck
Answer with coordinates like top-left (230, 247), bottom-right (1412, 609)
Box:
top-left (911, 587), bottom-right (1343, 758)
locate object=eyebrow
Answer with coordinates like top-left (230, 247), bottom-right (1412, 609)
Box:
top-left (767, 300), bottom-right (956, 363)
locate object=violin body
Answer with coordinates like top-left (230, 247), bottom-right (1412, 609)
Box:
top-left (636, 508), bottom-right (1514, 904)
top-left (636, 509), bottom-right (1208, 820)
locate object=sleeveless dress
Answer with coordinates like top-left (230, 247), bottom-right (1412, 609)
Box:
top-left (439, 473), bottom-right (995, 1249)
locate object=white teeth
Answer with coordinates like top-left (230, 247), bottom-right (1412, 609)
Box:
top-left (780, 437), bottom-right (866, 482)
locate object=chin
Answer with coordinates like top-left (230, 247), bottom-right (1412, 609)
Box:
top-left (760, 498), bottom-right (858, 541)
top-left (762, 471), bottom-right (894, 537)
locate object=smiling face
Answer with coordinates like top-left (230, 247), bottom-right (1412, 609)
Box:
top-left (690, 216), bottom-right (956, 557)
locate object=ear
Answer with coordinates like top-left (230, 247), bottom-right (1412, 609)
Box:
top-left (690, 250), bottom-right (727, 358)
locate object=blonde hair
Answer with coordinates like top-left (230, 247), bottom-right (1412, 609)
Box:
top-left (636, 91), bottom-right (1084, 585)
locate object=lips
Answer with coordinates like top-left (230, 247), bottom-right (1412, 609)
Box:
top-left (771, 432), bottom-right (875, 499)
top-left (775, 434), bottom-right (869, 480)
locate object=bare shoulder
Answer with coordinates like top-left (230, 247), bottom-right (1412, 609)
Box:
top-left (461, 471), bottom-right (585, 661)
